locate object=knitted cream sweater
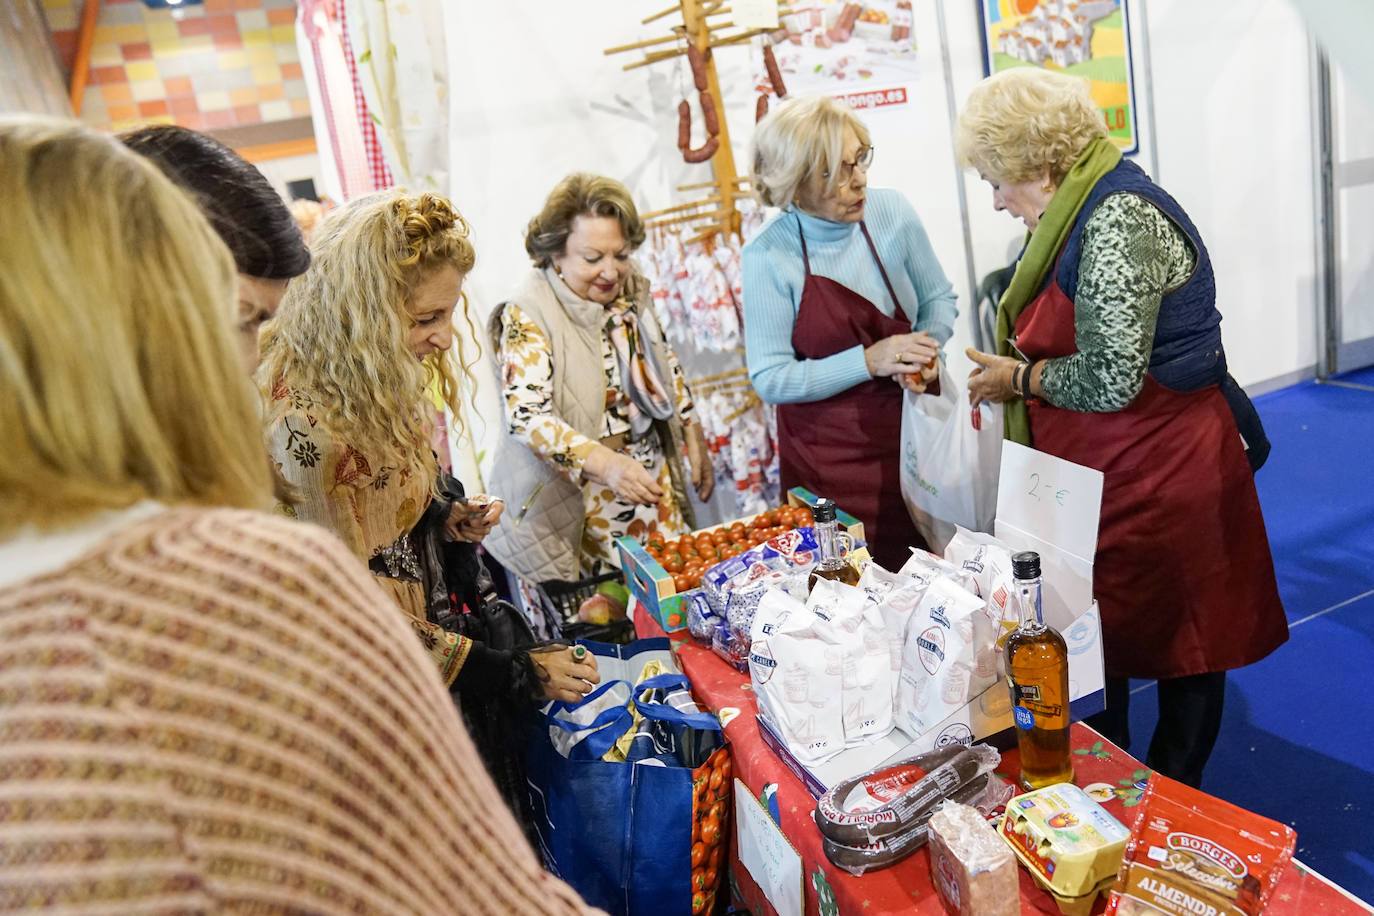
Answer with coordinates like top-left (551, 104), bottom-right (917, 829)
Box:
top-left (0, 506), bottom-right (602, 915)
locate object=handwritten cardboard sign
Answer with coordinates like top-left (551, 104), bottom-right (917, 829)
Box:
top-left (994, 440), bottom-right (1104, 625)
top-left (734, 778), bottom-right (802, 915)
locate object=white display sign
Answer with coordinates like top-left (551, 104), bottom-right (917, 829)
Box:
top-left (734, 778), bottom-right (803, 916)
top-left (994, 440), bottom-right (1103, 623)
top-left (733, 0), bottom-right (780, 29)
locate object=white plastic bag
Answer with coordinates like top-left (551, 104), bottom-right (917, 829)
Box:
top-left (898, 366), bottom-right (1003, 553)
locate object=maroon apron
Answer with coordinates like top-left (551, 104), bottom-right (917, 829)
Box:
top-left (776, 220), bottom-right (928, 571)
top-left (1014, 259), bottom-right (1288, 680)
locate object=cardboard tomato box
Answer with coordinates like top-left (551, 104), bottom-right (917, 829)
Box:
top-left (617, 488), bottom-right (864, 633)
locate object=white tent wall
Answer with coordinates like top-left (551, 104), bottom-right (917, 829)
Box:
top-left (442, 0), bottom-right (1372, 490)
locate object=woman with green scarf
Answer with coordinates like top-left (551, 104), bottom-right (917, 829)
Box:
top-left (956, 68), bottom-right (1287, 789)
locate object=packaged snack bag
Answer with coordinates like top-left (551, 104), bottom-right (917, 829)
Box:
top-left (1105, 773), bottom-right (1297, 916)
top-left (859, 563), bottom-right (935, 708)
top-left (748, 590), bottom-right (844, 764)
top-left (895, 577), bottom-right (998, 739)
top-left (807, 577), bottom-right (893, 745)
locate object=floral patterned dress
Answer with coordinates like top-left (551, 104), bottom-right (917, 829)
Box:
top-left (265, 383), bottom-right (472, 686)
top-left (498, 297), bottom-right (696, 574)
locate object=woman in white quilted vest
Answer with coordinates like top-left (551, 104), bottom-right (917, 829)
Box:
top-left (485, 173), bottom-right (713, 599)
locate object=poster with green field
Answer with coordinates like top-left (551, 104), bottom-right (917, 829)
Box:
top-left (978, 0), bottom-right (1138, 154)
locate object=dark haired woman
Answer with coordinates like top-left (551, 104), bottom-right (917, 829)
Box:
top-left (121, 124), bottom-right (311, 368)
top-left (483, 173), bottom-right (713, 589)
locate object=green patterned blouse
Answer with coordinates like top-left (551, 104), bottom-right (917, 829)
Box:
top-left (1039, 193), bottom-right (1198, 412)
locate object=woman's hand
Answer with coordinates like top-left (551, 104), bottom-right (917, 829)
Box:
top-left (582, 444), bottom-right (664, 505)
top-left (895, 359), bottom-right (940, 394)
top-left (685, 422), bottom-right (714, 501)
top-left (445, 496), bottom-right (504, 543)
top-left (966, 347), bottom-right (1024, 407)
top-left (864, 331), bottom-right (939, 379)
top-left (530, 645), bottom-right (601, 703)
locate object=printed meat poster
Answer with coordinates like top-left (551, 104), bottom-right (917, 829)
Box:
top-left (755, 1), bottom-right (920, 120)
top-left (978, 0), bottom-right (1138, 154)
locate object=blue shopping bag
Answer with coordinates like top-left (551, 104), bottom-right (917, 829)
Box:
top-left (526, 638), bottom-right (727, 916)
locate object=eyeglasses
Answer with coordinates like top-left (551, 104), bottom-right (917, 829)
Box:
top-left (822, 146), bottom-right (875, 183)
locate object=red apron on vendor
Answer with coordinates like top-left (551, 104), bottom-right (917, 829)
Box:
top-left (742, 95), bottom-right (959, 572)
top-left (958, 68), bottom-right (1288, 789)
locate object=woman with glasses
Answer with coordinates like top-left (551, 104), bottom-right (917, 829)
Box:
top-left (743, 95), bottom-right (957, 569)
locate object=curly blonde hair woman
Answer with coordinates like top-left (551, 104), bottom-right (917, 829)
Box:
top-left (259, 189), bottom-right (599, 843)
top-left (0, 117), bottom-right (602, 915)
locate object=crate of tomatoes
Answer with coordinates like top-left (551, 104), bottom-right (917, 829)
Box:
top-left (617, 488), bottom-right (861, 634)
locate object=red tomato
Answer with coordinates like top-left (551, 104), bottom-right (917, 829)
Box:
top-left (709, 528), bottom-right (730, 545)
top-left (794, 506), bottom-right (814, 526)
top-left (709, 768), bottom-right (724, 793)
top-left (692, 891), bottom-right (707, 914)
top-left (647, 536), bottom-right (666, 552)
top-left (708, 844), bottom-right (724, 871)
top-left (673, 572), bottom-right (693, 593)
top-left (701, 814), bottom-right (721, 846)
top-left (661, 553), bottom-right (683, 573)
top-left (691, 841), bottom-right (706, 868)
top-left (704, 866), bottom-right (719, 891)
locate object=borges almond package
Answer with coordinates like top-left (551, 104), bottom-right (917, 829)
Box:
top-left (1105, 773), bottom-right (1296, 916)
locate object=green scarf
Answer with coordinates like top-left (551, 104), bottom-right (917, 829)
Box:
top-left (996, 137), bottom-right (1122, 445)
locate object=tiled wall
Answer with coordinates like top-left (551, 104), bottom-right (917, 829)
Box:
top-left (42, 0), bottom-right (308, 133)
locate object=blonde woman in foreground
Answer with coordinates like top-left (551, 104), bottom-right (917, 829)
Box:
top-left (0, 117), bottom-right (602, 915)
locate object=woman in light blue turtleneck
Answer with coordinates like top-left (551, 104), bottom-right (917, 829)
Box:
top-left (742, 95), bottom-right (957, 569)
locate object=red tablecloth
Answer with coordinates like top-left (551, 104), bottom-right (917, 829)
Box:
top-left (632, 603), bottom-right (1371, 916)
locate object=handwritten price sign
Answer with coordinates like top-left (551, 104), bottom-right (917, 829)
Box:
top-left (996, 441), bottom-right (1103, 564)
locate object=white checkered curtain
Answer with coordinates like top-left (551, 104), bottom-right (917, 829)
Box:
top-left (344, 0), bottom-right (449, 196)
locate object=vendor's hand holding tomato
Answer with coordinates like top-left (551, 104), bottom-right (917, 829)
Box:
top-left (863, 330), bottom-right (940, 379)
top-left (896, 358), bottom-right (939, 394)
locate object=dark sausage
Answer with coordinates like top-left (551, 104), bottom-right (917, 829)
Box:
top-left (678, 99), bottom-right (691, 151)
top-left (763, 44), bottom-right (787, 98)
top-left (755, 93), bottom-right (769, 122)
top-left (687, 44), bottom-right (710, 93)
top-left (682, 135), bottom-right (719, 164)
top-left (699, 91), bottom-right (719, 137)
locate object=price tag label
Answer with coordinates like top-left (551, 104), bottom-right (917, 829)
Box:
top-left (733, 0), bottom-right (780, 29)
top-left (995, 440), bottom-right (1103, 561)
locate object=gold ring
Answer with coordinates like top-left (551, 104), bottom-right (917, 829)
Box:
top-left (897, 351), bottom-right (904, 363)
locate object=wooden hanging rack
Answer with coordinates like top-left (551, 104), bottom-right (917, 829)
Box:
top-left (606, 1), bottom-right (788, 244)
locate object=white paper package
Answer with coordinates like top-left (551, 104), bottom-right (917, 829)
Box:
top-left (807, 578), bottom-right (894, 746)
top-left (858, 563), bottom-right (935, 710)
top-left (899, 547), bottom-right (980, 597)
top-left (942, 527), bottom-right (1017, 633)
top-left (895, 577), bottom-right (998, 739)
top-left (749, 589), bottom-right (846, 765)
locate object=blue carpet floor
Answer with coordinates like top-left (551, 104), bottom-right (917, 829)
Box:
top-left (1122, 365), bottom-right (1374, 904)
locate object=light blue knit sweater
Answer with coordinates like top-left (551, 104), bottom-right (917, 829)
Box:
top-left (741, 187), bottom-right (957, 404)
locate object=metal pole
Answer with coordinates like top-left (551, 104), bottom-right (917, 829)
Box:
top-left (934, 0), bottom-right (984, 352)
top-left (1310, 40), bottom-right (1339, 382)
top-left (1133, 0), bottom-right (1161, 182)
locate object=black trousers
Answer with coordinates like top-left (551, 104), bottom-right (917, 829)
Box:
top-left (1084, 672), bottom-right (1226, 789)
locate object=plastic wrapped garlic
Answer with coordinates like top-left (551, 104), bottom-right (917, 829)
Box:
top-left (928, 801), bottom-right (1019, 916)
